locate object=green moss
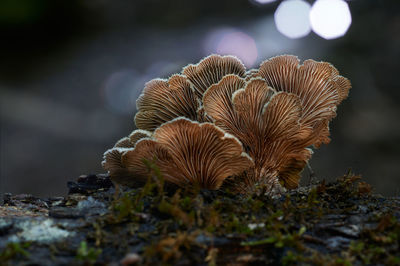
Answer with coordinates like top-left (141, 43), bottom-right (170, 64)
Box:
top-left (348, 214), bottom-right (400, 265)
top-left (84, 170), bottom-right (399, 265)
top-left (157, 195), bottom-right (195, 228)
top-left (143, 231), bottom-right (205, 264)
top-left (75, 241), bottom-right (102, 264)
top-left (0, 242), bottom-right (30, 263)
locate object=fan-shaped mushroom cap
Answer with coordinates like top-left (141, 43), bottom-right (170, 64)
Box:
top-left (114, 129), bottom-right (152, 148)
top-left (182, 54), bottom-right (246, 98)
top-left (202, 75), bottom-right (246, 136)
top-left (135, 74), bottom-right (201, 131)
top-left (332, 74), bottom-right (351, 104)
top-left (255, 55), bottom-right (351, 147)
top-left (203, 76), bottom-right (312, 190)
top-left (114, 137), bottom-right (132, 148)
top-left (278, 148), bottom-right (313, 189)
top-left (103, 118), bottom-right (253, 190)
top-left (232, 78), bottom-right (276, 133)
top-left (102, 147), bottom-right (140, 187)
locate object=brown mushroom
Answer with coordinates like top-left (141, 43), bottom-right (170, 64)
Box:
top-left (135, 74), bottom-right (201, 131)
top-left (182, 54), bottom-right (246, 99)
top-left (114, 129), bottom-right (152, 148)
top-left (255, 55), bottom-right (351, 147)
top-left (102, 147), bottom-right (138, 187)
top-left (203, 75), bottom-right (313, 191)
top-left (103, 54), bottom-right (350, 195)
top-left (103, 118), bottom-right (253, 190)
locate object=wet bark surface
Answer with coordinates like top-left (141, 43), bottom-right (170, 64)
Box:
top-left (1, 173), bottom-right (399, 265)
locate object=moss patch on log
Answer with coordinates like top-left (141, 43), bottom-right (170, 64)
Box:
top-left (0, 171), bottom-right (399, 265)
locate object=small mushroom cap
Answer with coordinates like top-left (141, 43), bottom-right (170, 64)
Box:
top-left (332, 74), bottom-right (351, 104)
top-left (129, 129), bottom-right (152, 145)
top-left (121, 138), bottom-right (174, 183)
top-left (102, 147), bottom-right (142, 187)
top-left (114, 129), bottom-right (152, 148)
top-left (114, 137), bottom-right (132, 148)
top-left (104, 139), bottom-right (174, 187)
top-left (183, 54), bottom-right (246, 98)
top-left (104, 118), bottom-right (253, 190)
top-left (135, 74), bottom-right (201, 131)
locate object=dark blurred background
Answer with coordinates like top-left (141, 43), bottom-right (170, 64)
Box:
top-left (0, 0), bottom-right (399, 197)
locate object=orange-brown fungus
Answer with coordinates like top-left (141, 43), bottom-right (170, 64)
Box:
top-left (103, 118), bottom-right (253, 190)
top-left (103, 54), bottom-right (350, 194)
top-left (135, 75), bottom-right (201, 132)
top-left (114, 129), bottom-right (152, 148)
top-left (256, 55), bottom-right (351, 147)
top-left (203, 76), bottom-right (312, 192)
top-left (182, 54), bottom-right (246, 98)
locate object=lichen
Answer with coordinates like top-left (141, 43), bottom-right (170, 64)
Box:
top-left (7, 219), bottom-right (74, 244)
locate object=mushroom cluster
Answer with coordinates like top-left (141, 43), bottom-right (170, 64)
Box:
top-left (103, 55), bottom-right (351, 195)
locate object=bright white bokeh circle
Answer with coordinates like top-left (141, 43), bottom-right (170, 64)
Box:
top-left (252, 0), bottom-right (276, 4)
top-left (274, 0), bottom-right (311, 39)
top-left (310, 0), bottom-right (352, 39)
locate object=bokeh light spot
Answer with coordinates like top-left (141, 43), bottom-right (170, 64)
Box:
top-left (204, 28), bottom-right (258, 67)
top-left (103, 70), bottom-right (144, 115)
top-left (310, 0), bottom-right (352, 40)
top-left (250, 0), bottom-right (276, 5)
top-left (274, 0), bottom-right (311, 39)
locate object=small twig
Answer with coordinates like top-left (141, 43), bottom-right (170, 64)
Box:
top-left (301, 234), bottom-right (326, 245)
top-left (315, 222), bottom-right (346, 230)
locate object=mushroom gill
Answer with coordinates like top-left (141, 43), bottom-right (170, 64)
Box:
top-left (103, 54), bottom-right (350, 195)
top-left (135, 74), bottom-right (201, 132)
top-left (182, 54), bottom-right (246, 99)
top-left (114, 129), bottom-right (152, 148)
top-left (203, 75), bottom-right (312, 192)
top-left (134, 55), bottom-right (247, 132)
top-left (255, 55), bottom-right (351, 147)
top-left (103, 118), bottom-right (253, 190)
